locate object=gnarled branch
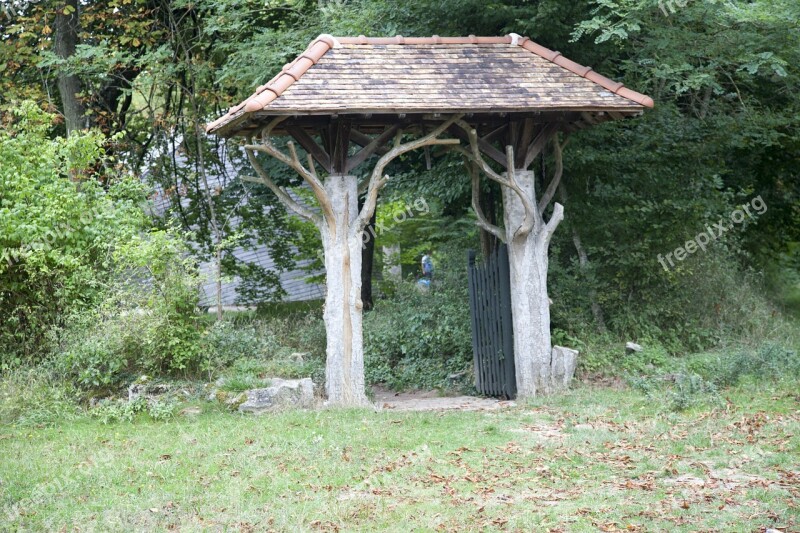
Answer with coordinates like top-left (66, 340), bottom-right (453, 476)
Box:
top-left (355, 114), bottom-right (462, 232)
top-left (454, 120), bottom-right (536, 238)
top-left (537, 135), bottom-right (569, 213)
top-left (543, 202), bottom-right (564, 244)
top-left (244, 135), bottom-right (335, 228)
top-left (243, 152), bottom-right (318, 223)
top-left (466, 160), bottom-right (505, 243)
top-left (449, 144), bottom-right (515, 240)
top-left (243, 147), bottom-right (321, 225)
top-left (260, 116), bottom-right (288, 140)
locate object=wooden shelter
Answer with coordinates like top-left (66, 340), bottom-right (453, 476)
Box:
top-left (207, 34), bottom-right (652, 405)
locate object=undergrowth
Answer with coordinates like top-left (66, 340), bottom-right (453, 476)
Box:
top-left (627, 343), bottom-right (800, 412)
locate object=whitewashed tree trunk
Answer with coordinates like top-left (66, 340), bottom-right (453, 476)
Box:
top-left (502, 170), bottom-right (564, 397)
top-left (320, 175), bottom-right (369, 406)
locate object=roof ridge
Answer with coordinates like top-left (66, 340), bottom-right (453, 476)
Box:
top-left (205, 34), bottom-right (338, 132)
top-left (507, 33), bottom-right (654, 108)
top-left (206, 33), bottom-right (653, 134)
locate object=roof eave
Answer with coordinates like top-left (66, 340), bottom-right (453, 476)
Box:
top-left (209, 106), bottom-right (646, 138)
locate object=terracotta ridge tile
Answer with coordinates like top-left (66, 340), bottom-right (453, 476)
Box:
top-left (512, 32), bottom-right (654, 109)
top-left (206, 34), bottom-right (336, 131)
top-left (335, 36), bottom-right (513, 45)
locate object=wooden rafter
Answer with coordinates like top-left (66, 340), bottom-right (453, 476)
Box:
top-left (447, 125), bottom-right (507, 167)
top-left (330, 120), bottom-right (352, 174)
top-left (512, 118), bottom-right (536, 168)
top-left (523, 123), bottom-right (560, 170)
top-left (350, 129), bottom-right (390, 156)
top-left (346, 125), bottom-right (400, 173)
top-left (481, 124), bottom-right (508, 144)
top-left (286, 126), bottom-right (332, 173)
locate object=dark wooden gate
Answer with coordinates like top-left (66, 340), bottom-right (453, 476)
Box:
top-left (467, 245), bottom-right (516, 399)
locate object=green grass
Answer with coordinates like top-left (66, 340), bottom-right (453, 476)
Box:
top-left (1, 382), bottom-right (798, 531)
top-left (217, 375), bottom-right (272, 393)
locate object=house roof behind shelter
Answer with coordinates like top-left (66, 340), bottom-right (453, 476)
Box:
top-left (207, 34), bottom-right (653, 137)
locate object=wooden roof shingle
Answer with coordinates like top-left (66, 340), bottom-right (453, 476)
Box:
top-left (207, 34), bottom-right (653, 136)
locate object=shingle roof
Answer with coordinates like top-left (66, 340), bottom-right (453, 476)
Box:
top-left (207, 34), bottom-right (653, 136)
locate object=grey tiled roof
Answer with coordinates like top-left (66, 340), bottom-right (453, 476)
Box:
top-left (198, 249), bottom-right (324, 307)
top-left (146, 143), bottom-right (325, 306)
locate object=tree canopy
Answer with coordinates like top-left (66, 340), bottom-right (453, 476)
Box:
top-left (1, 0), bottom-right (797, 348)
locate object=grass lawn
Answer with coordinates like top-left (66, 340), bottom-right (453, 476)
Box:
top-left (1, 382), bottom-right (798, 532)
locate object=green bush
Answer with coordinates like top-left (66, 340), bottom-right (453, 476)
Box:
top-left (549, 187), bottom-right (788, 353)
top-left (364, 248), bottom-right (472, 390)
top-left (689, 343), bottom-right (800, 387)
top-left (0, 366), bottom-right (81, 426)
top-left (0, 102), bottom-right (147, 363)
top-left (202, 321), bottom-right (266, 378)
top-left (577, 337), bottom-right (672, 376)
top-left (197, 310), bottom-right (327, 385)
top-left (90, 396), bottom-right (177, 424)
top-left (628, 342), bottom-right (799, 412)
top-left (54, 229), bottom-right (205, 391)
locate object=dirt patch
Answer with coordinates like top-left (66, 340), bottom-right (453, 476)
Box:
top-left (373, 386), bottom-right (515, 412)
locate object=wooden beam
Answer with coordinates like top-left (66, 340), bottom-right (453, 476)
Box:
top-left (448, 125), bottom-right (507, 167)
top-left (350, 129), bottom-right (390, 155)
top-left (514, 118), bottom-right (536, 169)
top-left (508, 120), bottom-right (519, 156)
top-left (345, 124), bottom-right (400, 173)
top-left (523, 123), bottom-right (560, 170)
top-left (580, 112), bottom-right (602, 125)
top-left (331, 119), bottom-right (352, 174)
top-left (286, 126), bottom-right (332, 173)
top-left (481, 124), bottom-right (507, 144)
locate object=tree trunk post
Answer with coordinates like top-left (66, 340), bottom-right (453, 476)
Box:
top-left (383, 244), bottom-right (402, 280)
top-left (320, 174), bottom-right (369, 406)
top-left (503, 170), bottom-right (556, 397)
top-left (456, 122), bottom-right (574, 399)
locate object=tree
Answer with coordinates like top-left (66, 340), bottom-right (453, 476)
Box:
top-left (54, 0), bottom-right (84, 133)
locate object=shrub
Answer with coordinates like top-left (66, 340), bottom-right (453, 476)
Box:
top-left (364, 248), bottom-right (472, 390)
top-left (210, 313), bottom-right (327, 384)
top-left (627, 342), bottom-right (799, 412)
top-left (54, 229), bottom-right (205, 391)
top-left (549, 192), bottom-right (788, 353)
top-left (0, 366), bottom-right (81, 426)
top-left (0, 102), bottom-right (147, 364)
top-left (90, 397), bottom-right (177, 424)
top-left (202, 321), bottom-right (266, 378)
top-left (690, 342), bottom-right (800, 387)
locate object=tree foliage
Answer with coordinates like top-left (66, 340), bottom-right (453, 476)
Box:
top-left (2, 0), bottom-right (797, 352)
top-left (0, 102), bottom-right (147, 361)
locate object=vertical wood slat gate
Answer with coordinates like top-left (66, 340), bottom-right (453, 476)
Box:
top-left (467, 245), bottom-right (516, 399)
